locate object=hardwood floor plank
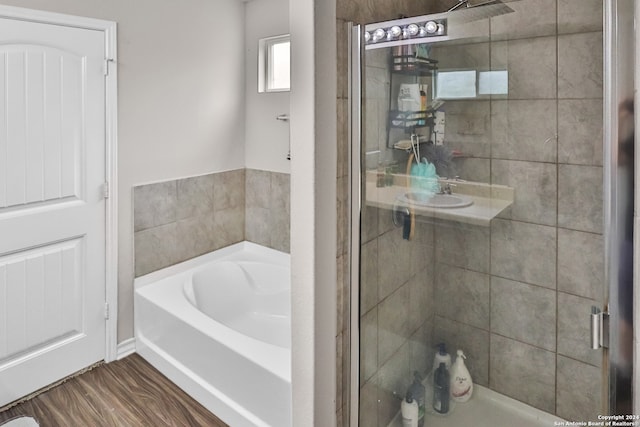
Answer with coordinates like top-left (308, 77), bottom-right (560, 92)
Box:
top-left (0, 354), bottom-right (228, 427)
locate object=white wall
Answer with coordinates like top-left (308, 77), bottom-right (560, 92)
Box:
top-left (0, 0), bottom-right (247, 342)
top-left (245, 0), bottom-right (290, 173)
top-left (290, 0), bottom-right (337, 424)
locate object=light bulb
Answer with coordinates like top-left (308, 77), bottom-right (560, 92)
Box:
top-left (407, 23), bottom-right (419, 36)
top-left (389, 25), bottom-right (402, 38)
top-left (364, 31), bottom-right (371, 42)
top-left (372, 28), bottom-right (386, 42)
top-left (424, 21), bottom-right (438, 34)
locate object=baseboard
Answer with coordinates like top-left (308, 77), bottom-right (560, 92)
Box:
top-left (116, 338), bottom-right (136, 360)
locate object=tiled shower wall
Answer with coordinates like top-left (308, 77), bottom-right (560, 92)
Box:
top-left (134, 169), bottom-right (289, 277)
top-left (430, 0), bottom-right (605, 422)
top-left (338, 0), bottom-right (607, 425)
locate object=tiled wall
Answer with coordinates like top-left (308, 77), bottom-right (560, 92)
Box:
top-left (245, 169), bottom-right (291, 253)
top-left (430, 0), bottom-right (605, 422)
top-left (134, 169), bottom-right (290, 277)
top-left (339, 0), bottom-right (607, 425)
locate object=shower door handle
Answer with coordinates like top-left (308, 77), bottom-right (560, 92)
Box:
top-left (590, 306), bottom-right (610, 349)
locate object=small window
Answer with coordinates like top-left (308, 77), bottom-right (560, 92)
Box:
top-left (258, 34), bottom-right (290, 93)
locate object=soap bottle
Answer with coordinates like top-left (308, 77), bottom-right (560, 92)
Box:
top-left (450, 349), bottom-right (473, 403)
top-left (433, 362), bottom-right (450, 414)
top-left (432, 343), bottom-right (452, 376)
top-left (401, 392), bottom-right (419, 427)
top-left (418, 85), bottom-right (427, 126)
top-left (407, 372), bottom-right (425, 427)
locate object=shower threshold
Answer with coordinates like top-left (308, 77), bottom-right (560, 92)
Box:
top-left (388, 384), bottom-right (565, 427)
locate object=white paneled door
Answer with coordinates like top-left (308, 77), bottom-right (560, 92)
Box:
top-left (0, 17), bottom-right (107, 406)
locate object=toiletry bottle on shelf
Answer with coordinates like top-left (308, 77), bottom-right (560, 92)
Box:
top-left (407, 372), bottom-right (425, 427)
top-left (433, 362), bottom-right (450, 414)
top-left (401, 392), bottom-right (419, 427)
top-left (450, 349), bottom-right (473, 403)
top-left (432, 343), bottom-right (452, 376)
top-left (418, 85), bottom-right (427, 126)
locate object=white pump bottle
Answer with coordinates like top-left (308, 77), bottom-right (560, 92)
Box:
top-left (450, 349), bottom-right (473, 403)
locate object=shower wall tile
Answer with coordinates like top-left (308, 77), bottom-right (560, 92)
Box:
top-left (490, 0), bottom-right (557, 41)
top-left (558, 165), bottom-right (603, 234)
top-left (558, 0), bottom-right (603, 35)
top-left (491, 37), bottom-right (557, 99)
top-left (246, 169), bottom-right (272, 209)
top-left (378, 229), bottom-right (413, 300)
top-left (134, 169), bottom-right (246, 277)
top-left (359, 377), bottom-right (378, 427)
top-left (491, 277), bottom-right (556, 351)
top-left (492, 159), bottom-right (557, 226)
top-left (133, 181), bottom-right (177, 232)
top-left (408, 271), bottom-right (434, 334)
top-left (378, 284), bottom-right (410, 365)
top-left (134, 223), bottom-right (178, 277)
top-left (558, 99), bottom-right (603, 166)
top-left (558, 32), bottom-right (603, 99)
top-left (431, 42), bottom-right (490, 70)
top-left (213, 207), bottom-right (245, 251)
top-left (556, 356), bottom-right (602, 422)
top-left (434, 317), bottom-right (490, 386)
top-left (245, 206), bottom-right (271, 247)
top-left (491, 219), bottom-right (557, 289)
top-left (360, 308), bottom-right (378, 384)
top-left (491, 100), bottom-right (558, 163)
top-left (454, 157), bottom-right (490, 183)
top-left (435, 266), bottom-right (490, 330)
top-left (409, 321), bottom-right (433, 378)
top-left (489, 335), bottom-right (556, 413)
top-left (175, 216), bottom-right (216, 262)
top-left (441, 100), bottom-right (491, 157)
top-left (176, 174), bottom-right (215, 220)
top-left (245, 169), bottom-right (291, 252)
top-left (378, 342), bottom-right (411, 426)
top-left (557, 228), bottom-right (604, 300)
top-left (435, 220), bottom-right (490, 273)
top-left (362, 205), bottom-right (380, 244)
top-left (557, 292), bottom-right (603, 367)
top-left (361, 239), bottom-right (379, 315)
top-left (213, 168), bottom-right (245, 211)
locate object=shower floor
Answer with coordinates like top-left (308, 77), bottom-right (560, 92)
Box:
top-left (389, 384), bottom-right (564, 427)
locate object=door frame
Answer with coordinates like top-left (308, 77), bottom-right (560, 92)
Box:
top-left (0, 5), bottom-right (119, 363)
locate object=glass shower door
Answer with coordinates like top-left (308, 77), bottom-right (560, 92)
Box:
top-left (351, 1), bottom-right (632, 425)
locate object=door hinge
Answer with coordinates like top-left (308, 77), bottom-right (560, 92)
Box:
top-left (591, 306), bottom-right (610, 349)
top-left (103, 58), bottom-right (114, 76)
top-left (103, 182), bottom-right (110, 199)
top-left (104, 302), bottom-right (110, 320)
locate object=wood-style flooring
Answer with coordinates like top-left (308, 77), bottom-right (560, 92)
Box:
top-left (0, 353), bottom-right (228, 427)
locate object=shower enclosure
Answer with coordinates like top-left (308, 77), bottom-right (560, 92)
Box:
top-left (349, 0), bottom-right (634, 425)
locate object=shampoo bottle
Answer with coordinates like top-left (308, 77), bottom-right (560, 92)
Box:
top-left (401, 392), bottom-right (419, 427)
top-left (432, 362), bottom-right (450, 414)
top-left (450, 349), bottom-right (473, 403)
top-left (432, 343), bottom-right (452, 375)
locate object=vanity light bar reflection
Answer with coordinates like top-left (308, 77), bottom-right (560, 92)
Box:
top-left (364, 19), bottom-right (446, 45)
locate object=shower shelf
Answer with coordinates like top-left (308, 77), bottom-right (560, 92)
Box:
top-left (390, 55), bottom-right (437, 76)
top-left (388, 109), bottom-right (435, 130)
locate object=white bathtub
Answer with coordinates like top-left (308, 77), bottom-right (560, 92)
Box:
top-left (134, 242), bottom-right (291, 427)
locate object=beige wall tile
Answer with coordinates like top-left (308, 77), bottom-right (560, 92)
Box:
top-left (558, 165), bottom-right (603, 233)
top-left (556, 356), bottom-right (603, 421)
top-left (558, 32), bottom-right (603, 99)
top-left (557, 228), bottom-right (604, 300)
top-left (558, 99), bottom-right (603, 166)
